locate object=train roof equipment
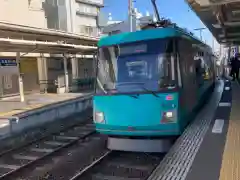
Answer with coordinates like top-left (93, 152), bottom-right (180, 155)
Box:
top-left (98, 25), bottom-right (211, 49)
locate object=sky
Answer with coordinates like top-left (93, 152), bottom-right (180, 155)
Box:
top-left (102, 0), bottom-right (220, 51)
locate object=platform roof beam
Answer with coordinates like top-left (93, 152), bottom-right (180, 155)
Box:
top-left (186, 0), bottom-right (240, 46)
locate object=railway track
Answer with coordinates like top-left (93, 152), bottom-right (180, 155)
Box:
top-left (70, 150), bottom-right (164, 180)
top-left (0, 117), bottom-right (96, 179)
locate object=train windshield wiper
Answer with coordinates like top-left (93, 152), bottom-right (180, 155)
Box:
top-left (117, 82), bottom-right (143, 99)
top-left (141, 86), bottom-right (159, 98)
top-left (117, 82), bottom-right (145, 86)
top-left (117, 82), bottom-right (159, 98)
top-left (97, 78), bottom-right (107, 94)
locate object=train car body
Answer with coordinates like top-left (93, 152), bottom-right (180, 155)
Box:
top-left (93, 27), bottom-right (216, 152)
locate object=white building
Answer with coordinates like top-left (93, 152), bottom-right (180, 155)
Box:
top-left (44, 0), bottom-right (103, 36)
top-left (102, 10), bottom-right (154, 36)
top-left (0, 0), bottom-right (103, 36)
top-left (0, 0), bottom-right (103, 97)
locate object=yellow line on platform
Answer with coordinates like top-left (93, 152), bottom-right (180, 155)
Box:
top-left (0, 104), bottom-right (45, 117)
top-left (219, 83), bottom-right (240, 180)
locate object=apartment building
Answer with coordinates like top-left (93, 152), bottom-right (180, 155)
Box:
top-left (0, 0), bottom-right (47, 28)
top-left (69, 0), bottom-right (103, 36)
top-left (0, 0), bottom-right (103, 97)
top-left (42, 0), bottom-right (103, 36)
top-left (0, 0), bottom-right (103, 34)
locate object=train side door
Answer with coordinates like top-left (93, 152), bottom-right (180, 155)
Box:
top-left (177, 39), bottom-right (198, 113)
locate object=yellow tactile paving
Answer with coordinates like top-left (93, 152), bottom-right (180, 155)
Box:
top-left (219, 82), bottom-right (240, 180)
top-left (0, 104), bottom-right (46, 117)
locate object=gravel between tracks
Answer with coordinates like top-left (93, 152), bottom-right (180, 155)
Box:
top-left (74, 151), bottom-right (165, 180)
top-left (10, 134), bottom-right (107, 180)
top-left (0, 109), bottom-right (92, 154)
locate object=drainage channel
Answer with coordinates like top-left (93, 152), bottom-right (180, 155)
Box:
top-left (70, 150), bottom-right (165, 180)
top-left (0, 117), bottom-right (96, 179)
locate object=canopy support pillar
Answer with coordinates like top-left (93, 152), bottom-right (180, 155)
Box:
top-left (63, 55), bottom-right (69, 93)
top-left (16, 52), bottom-right (24, 102)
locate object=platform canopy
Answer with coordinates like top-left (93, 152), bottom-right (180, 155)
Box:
top-left (0, 21), bottom-right (99, 54)
top-left (186, 0), bottom-right (240, 45)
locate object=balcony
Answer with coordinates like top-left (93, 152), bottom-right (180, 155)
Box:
top-left (76, 10), bottom-right (98, 17)
top-left (75, 0), bottom-right (104, 7)
top-left (78, 25), bottom-right (100, 37)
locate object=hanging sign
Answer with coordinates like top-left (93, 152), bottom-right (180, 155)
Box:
top-left (0, 59), bottom-right (18, 75)
top-left (0, 59), bottom-right (17, 66)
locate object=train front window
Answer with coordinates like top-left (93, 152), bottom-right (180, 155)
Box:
top-left (96, 39), bottom-right (176, 94)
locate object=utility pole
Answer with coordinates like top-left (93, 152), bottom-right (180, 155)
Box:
top-left (128, 0), bottom-right (133, 32)
top-left (194, 27), bottom-right (206, 41)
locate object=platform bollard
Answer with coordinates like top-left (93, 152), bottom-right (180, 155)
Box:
top-left (8, 117), bottom-right (19, 135)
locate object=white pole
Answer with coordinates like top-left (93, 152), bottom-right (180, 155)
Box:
top-left (16, 52), bottom-right (24, 102)
top-left (128, 0), bottom-right (133, 32)
top-left (63, 55), bottom-right (69, 93)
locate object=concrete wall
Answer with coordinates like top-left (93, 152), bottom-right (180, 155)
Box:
top-left (0, 0), bottom-right (47, 28)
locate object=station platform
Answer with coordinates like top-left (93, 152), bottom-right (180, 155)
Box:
top-left (0, 92), bottom-right (93, 117)
top-left (0, 91), bottom-right (93, 140)
top-left (149, 79), bottom-right (237, 180)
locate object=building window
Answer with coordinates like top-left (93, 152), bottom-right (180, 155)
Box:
top-left (28, 0), bottom-right (45, 10)
top-left (79, 25), bottom-right (99, 37)
top-left (77, 3), bottom-right (98, 16)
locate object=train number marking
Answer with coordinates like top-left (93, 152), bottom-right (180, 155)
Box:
top-left (212, 119), bottom-right (224, 134)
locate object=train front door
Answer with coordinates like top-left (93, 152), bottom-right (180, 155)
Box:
top-left (178, 40), bottom-right (198, 113)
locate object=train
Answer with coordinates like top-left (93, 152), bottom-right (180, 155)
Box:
top-left (93, 23), bottom-right (217, 152)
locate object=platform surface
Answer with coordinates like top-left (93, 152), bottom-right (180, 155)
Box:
top-left (148, 79), bottom-right (240, 180)
top-left (0, 91), bottom-right (93, 117)
top-left (219, 81), bottom-right (240, 180)
top-left (184, 80), bottom-right (232, 180)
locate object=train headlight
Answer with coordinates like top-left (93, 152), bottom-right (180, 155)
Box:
top-left (95, 112), bottom-right (105, 123)
top-left (165, 111), bottom-right (173, 118)
top-left (161, 110), bottom-right (176, 123)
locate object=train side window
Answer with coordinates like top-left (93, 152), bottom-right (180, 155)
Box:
top-left (158, 39), bottom-right (177, 88)
top-left (195, 58), bottom-right (205, 86)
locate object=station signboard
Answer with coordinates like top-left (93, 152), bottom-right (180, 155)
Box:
top-left (0, 59), bottom-right (18, 75)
